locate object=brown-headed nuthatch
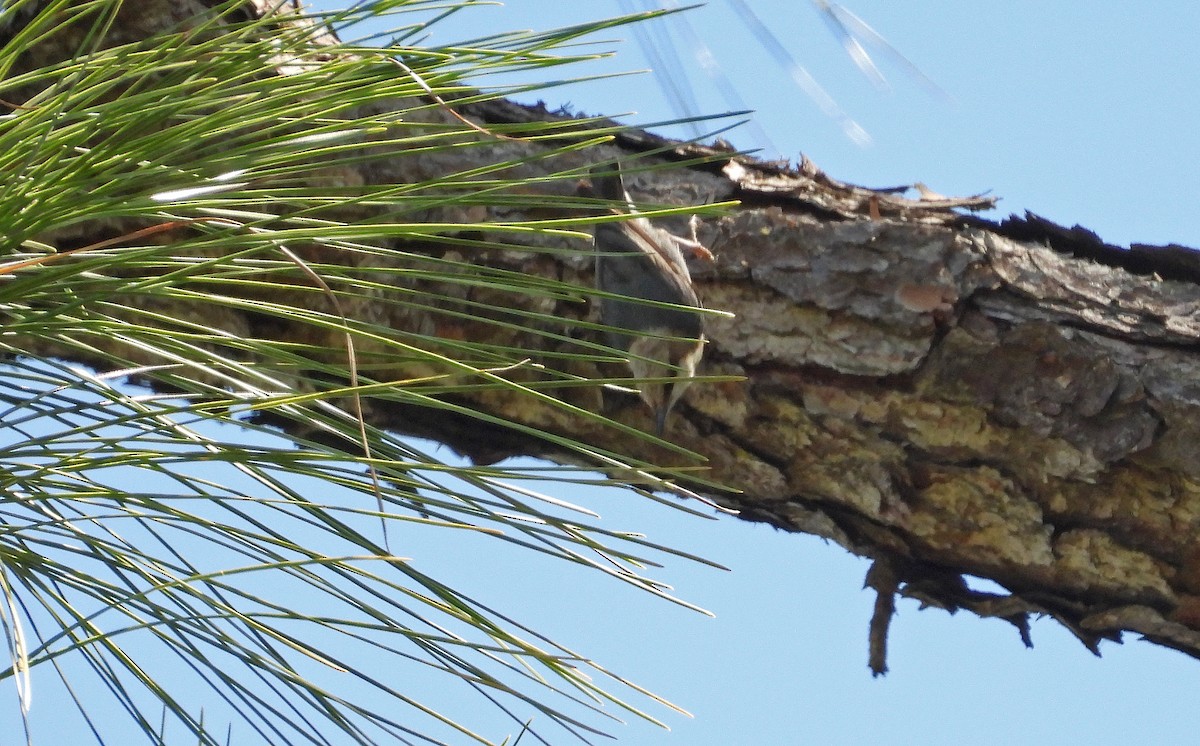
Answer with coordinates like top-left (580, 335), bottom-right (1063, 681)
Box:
top-left (589, 162), bottom-right (708, 434)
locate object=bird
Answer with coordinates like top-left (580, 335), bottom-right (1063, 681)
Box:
top-left (589, 161), bottom-right (707, 435)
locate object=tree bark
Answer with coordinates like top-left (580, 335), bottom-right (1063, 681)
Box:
top-left (11, 0), bottom-right (1200, 666)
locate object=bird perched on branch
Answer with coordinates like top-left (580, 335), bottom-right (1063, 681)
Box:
top-left (589, 161), bottom-right (708, 435)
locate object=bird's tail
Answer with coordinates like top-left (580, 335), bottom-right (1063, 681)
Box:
top-left (589, 161), bottom-right (630, 205)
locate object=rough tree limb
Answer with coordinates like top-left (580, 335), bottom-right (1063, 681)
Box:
top-left (8, 0), bottom-right (1200, 668)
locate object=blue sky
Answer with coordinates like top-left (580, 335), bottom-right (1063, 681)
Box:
top-left (7, 2), bottom-right (1199, 744)
top-left (398, 0), bottom-right (1200, 251)
top-left (383, 2), bottom-right (1199, 744)
top-left (333, 2), bottom-right (1200, 744)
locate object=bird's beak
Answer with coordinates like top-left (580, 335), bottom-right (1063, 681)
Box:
top-left (654, 403), bottom-right (669, 436)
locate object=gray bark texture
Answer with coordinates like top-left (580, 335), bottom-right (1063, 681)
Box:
top-left (10, 0), bottom-right (1200, 670)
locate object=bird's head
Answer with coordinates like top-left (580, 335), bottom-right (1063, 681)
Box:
top-left (626, 332), bottom-right (705, 435)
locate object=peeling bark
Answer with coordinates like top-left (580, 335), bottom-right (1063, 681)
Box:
top-left (9, 0), bottom-right (1200, 668)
